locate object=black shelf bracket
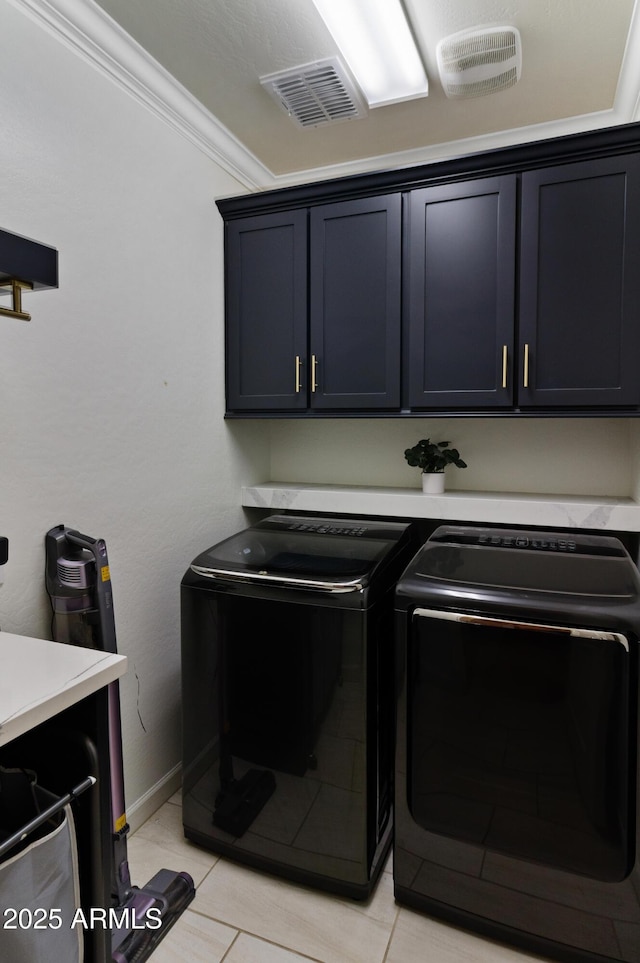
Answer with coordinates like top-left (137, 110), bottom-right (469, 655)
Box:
top-left (0, 227), bottom-right (58, 322)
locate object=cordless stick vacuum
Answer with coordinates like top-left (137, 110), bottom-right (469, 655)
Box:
top-left (45, 525), bottom-right (195, 963)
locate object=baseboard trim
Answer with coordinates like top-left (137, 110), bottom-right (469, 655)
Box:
top-left (127, 763), bottom-right (182, 834)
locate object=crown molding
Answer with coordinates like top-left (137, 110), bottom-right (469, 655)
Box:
top-left (266, 111), bottom-right (624, 188)
top-left (8, 0), bottom-right (278, 191)
top-left (270, 0), bottom-right (640, 187)
top-left (9, 0), bottom-right (640, 192)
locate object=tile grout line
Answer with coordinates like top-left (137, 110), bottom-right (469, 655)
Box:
top-left (212, 912), bottom-right (341, 963)
top-left (184, 860), bottom-right (399, 963)
top-left (380, 900), bottom-right (402, 963)
top-left (140, 800), bottom-right (401, 962)
top-left (219, 929), bottom-right (242, 962)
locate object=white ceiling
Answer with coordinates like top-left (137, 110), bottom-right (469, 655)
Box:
top-left (90, 0), bottom-right (640, 183)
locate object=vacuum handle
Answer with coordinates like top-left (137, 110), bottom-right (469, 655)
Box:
top-left (66, 531), bottom-right (98, 546)
top-left (64, 528), bottom-right (118, 655)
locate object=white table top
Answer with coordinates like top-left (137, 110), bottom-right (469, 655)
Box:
top-left (0, 632), bottom-right (127, 747)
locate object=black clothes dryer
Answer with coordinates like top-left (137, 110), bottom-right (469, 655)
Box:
top-left (394, 524), bottom-right (640, 963)
top-left (181, 513), bottom-right (416, 899)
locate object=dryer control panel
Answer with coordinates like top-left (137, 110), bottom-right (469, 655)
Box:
top-left (429, 525), bottom-right (626, 557)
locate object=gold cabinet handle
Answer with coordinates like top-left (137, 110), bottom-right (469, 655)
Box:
top-left (523, 343), bottom-right (530, 389)
top-left (311, 354), bottom-right (318, 393)
top-left (295, 355), bottom-right (302, 393)
top-left (502, 345), bottom-right (508, 389)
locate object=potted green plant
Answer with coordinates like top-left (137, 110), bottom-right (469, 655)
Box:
top-left (404, 438), bottom-right (467, 493)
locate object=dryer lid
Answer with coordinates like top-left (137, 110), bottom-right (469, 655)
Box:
top-left (408, 526), bottom-right (640, 599)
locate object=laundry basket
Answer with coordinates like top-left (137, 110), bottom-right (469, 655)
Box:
top-left (0, 768), bottom-right (85, 962)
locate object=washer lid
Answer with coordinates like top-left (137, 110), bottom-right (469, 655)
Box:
top-left (190, 514), bottom-right (410, 592)
top-left (409, 526), bottom-right (640, 598)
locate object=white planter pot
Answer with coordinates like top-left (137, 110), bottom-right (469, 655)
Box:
top-left (422, 472), bottom-right (445, 494)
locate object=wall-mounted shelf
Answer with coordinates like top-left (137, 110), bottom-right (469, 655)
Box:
top-left (0, 228), bottom-right (58, 321)
top-left (242, 482), bottom-right (640, 532)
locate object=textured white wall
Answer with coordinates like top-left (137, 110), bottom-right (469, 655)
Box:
top-left (268, 418), bottom-right (634, 497)
top-left (0, 0), bottom-right (268, 810)
top-left (3, 0), bottom-right (637, 819)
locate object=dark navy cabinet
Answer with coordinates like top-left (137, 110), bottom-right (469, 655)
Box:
top-left (405, 156), bottom-right (640, 411)
top-left (518, 155), bottom-right (640, 408)
top-left (309, 195), bottom-right (401, 409)
top-left (219, 122), bottom-right (640, 417)
top-left (226, 210), bottom-right (307, 411)
top-left (405, 176), bottom-right (517, 409)
top-left (225, 196), bottom-right (401, 412)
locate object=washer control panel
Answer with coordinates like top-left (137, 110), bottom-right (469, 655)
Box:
top-left (257, 514), bottom-right (410, 541)
top-left (285, 522), bottom-right (369, 537)
top-left (476, 534), bottom-right (577, 552)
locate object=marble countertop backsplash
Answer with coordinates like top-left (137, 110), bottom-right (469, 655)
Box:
top-left (242, 482), bottom-right (640, 532)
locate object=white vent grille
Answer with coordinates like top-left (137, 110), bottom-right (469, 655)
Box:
top-left (260, 58), bottom-right (367, 128)
top-left (437, 27), bottom-right (522, 99)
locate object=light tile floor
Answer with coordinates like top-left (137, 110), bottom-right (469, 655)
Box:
top-left (128, 794), bottom-right (554, 963)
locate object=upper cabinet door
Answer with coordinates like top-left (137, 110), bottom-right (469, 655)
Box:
top-left (309, 195), bottom-right (402, 409)
top-left (519, 155), bottom-right (640, 407)
top-left (406, 176), bottom-right (517, 409)
top-left (226, 210), bottom-right (308, 411)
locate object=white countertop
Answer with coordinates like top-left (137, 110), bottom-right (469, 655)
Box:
top-left (242, 482), bottom-right (640, 532)
top-left (0, 632), bottom-right (127, 747)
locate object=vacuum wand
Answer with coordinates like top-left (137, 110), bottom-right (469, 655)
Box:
top-left (45, 525), bottom-right (195, 962)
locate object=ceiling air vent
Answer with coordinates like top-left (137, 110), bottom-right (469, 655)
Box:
top-left (260, 57), bottom-right (367, 128)
top-left (437, 26), bottom-right (522, 99)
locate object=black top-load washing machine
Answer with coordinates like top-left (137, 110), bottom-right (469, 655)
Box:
top-left (181, 513), bottom-right (416, 899)
top-left (394, 524), bottom-right (640, 963)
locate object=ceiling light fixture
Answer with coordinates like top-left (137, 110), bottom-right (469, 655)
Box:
top-left (310, 0), bottom-right (428, 108)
